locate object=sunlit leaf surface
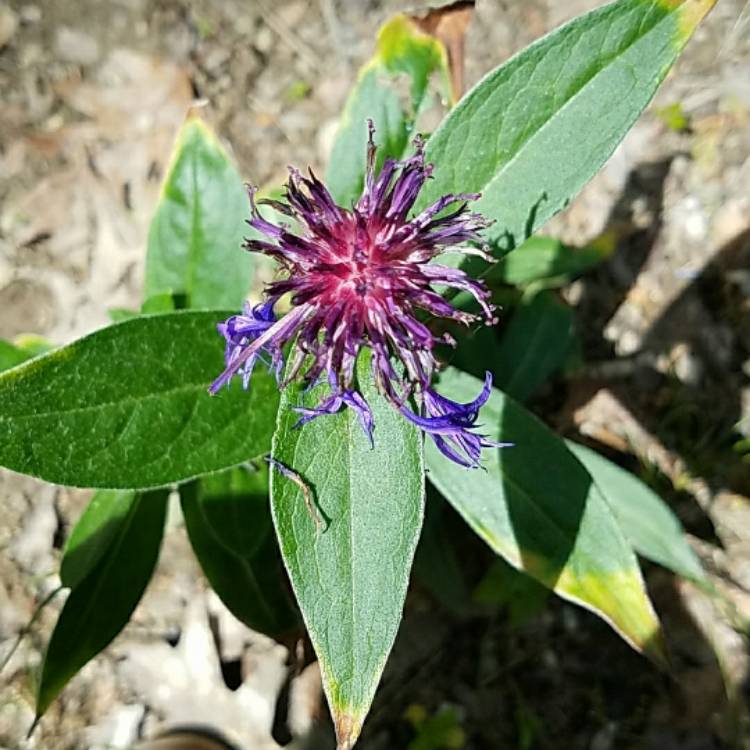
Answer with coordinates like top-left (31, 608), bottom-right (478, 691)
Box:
top-left (0, 312), bottom-right (279, 488)
top-left (271, 353), bottom-right (425, 749)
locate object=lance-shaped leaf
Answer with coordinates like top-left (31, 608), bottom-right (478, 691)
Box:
top-left (425, 368), bottom-right (664, 662)
top-left (326, 13), bottom-right (449, 206)
top-left (144, 115), bottom-right (251, 309)
top-left (36, 489), bottom-right (168, 718)
top-left (180, 466), bottom-right (299, 639)
top-left (412, 489), bottom-right (471, 615)
top-left (0, 311), bottom-right (279, 489)
top-left (493, 290), bottom-right (576, 402)
top-left (60, 490), bottom-right (137, 589)
top-left (474, 558), bottom-right (550, 627)
top-left (0, 340), bottom-right (32, 372)
top-left (108, 292), bottom-right (178, 324)
top-left (490, 235), bottom-right (613, 287)
top-left (567, 441), bottom-right (707, 583)
top-left (450, 290), bottom-right (575, 402)
top-left (416, 0), bottom-right (716, 250)
top-left (271, 353), bottom-right (425, 749)
top-left (0, 335), bottom-right (53, 373)
top-left (195, 464), bottom-right (272, 558)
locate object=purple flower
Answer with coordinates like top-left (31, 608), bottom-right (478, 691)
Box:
top-left (210, 121), bottom-right (504, 467)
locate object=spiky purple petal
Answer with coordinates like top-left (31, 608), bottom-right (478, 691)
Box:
top-left (293, 387), bottom-right (374, 447)
top-left (401, 373), bottom-right (511, 468)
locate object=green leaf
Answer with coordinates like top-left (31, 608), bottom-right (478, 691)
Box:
top-left (413, 490), bottom-right (470, 614)
top-left (36, 488), bottom-right (168, 717)
top-left (494, 290), bottom-right (576, 402)
top-left (108, 292), bottom-right (178, 323)
top-left (196, 464), bottom-right (273, 558)
top-left (326, 13), bottom-right (449, 206)
top-left (0, 335), bottom-right (53, 373)
top-left (567, 442), bottom-right (707, 583)
top-left (60, 490), bottom-right (137, 589)
top-left (0, 340), bottom-right (33, 372)
top-left (107, 307), bottom-right (137, 323)
top-left (180, 468), bottom-right (299, 639)
top-left (0, 311), bottom-right (279, 489)
top-left (450, 291), bottom-right (575, 402)
top-left (144, 116), bottom-right (251, 309)
top-left (491, 235), bottom-right (612, 287)
top-left (473, 558), bottom-right (549, 627)
top-left (142, 293), bottom-right (178, 313)
top-left (656, 101), bottom-right (690, 132)
top-left (406, 705), bottom-right (465, 750)
top-left (14, 334), bottom-right (54, 358)
top-left (416, 0), bottom-right (716, 250)
top-left (271, 352), bottom-right (425, 749)
top-left (425, 367), bottom-right (664, 662)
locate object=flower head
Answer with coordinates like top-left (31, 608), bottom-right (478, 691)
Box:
top-left (210, 121), bottom-right (504, 468)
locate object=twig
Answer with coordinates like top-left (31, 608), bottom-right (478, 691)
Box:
top-left (255, 0), bottom-right (322, 75)
top-left (267, 457), bottom-right (323, 533)
top-left (0, 585), bottom-right (63, 673)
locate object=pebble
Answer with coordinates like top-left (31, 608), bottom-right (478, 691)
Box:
top-left (590, 722), bottom-right (617, 750)
top-left (0, 5), bottom-right (18, 48)
top-left (611, 328), bottom-right (641, 356)
top-left (19, 4), bottom-right (41, 23)
top-left (18, 39), bottom-right (41, 66)
top-left (680, 196), bottom-right (709, 241)
top-left (54, 26), bottom-right (101, 65)
top-left (672, 343), bottom-right (704, 386)
top-left (254, 26), bottom-right (273, 54)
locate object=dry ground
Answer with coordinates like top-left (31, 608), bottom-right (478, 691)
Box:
top-left (1, 1), bottom-right (749, 749)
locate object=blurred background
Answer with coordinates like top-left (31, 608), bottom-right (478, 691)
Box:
top-left (1, 1), bottom-right (749, 749)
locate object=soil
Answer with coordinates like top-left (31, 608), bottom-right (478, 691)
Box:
top-left (0, 1), bottom-right (749, 750)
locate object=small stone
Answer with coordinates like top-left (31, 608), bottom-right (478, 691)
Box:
top-left (203, 47), bottom-right (230, 76)
top-left (18, 39), bottom-right (41, 66)
top-left (19, 4), bottom-right (41, 23)
top-left (54, 26), bottom-right (100, 65)
top-left (254, 26), bottom-right (273, 54)
top-left (679, 196), bottom-right (709, 241)
top-left (0, 5), bottom-right (18, 48)
top-left (614, 328), bottom-right (641, 356)
top-left (737, 388), bottom-right (750, 438)
top-left (590, 723), bottom-right (617, 750)
top-left (672, 343), bottom-right (704, 386)
top-left (85, 703), bottom-right (145, 749)
top-left (278, 1), bottom-right (307, 26)
top-left (562, 279), bottom-right (584, 307)
top-left (561, 606), bottom-right (579, 633)
top-left (541, 649), bottom-right (558, 670)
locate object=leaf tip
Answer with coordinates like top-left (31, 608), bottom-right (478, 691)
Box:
top-left (375, 12), bottom-right (445, 73)
top-left (677, 0), bottom-right (717, 39)
top-left (27, 714), bottom-right (41, 739)
top-left (335, 710), bottom-right (363, 750)
top-left (657, 0), bottom-right (717, 43)
top-left (642, 626), bottom-right (670, 672)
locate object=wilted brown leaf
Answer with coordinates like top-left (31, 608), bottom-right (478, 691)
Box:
top-left (409, 1), bottom-right (475, 103)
